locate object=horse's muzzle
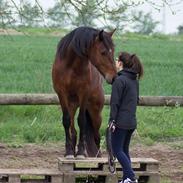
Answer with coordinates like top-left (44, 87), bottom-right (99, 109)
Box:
top-left (105, 74), bottom-right (116, 84)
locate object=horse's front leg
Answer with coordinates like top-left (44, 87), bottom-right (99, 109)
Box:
top-left (77, 109), bottom-right (86, 158)
top-left (62, 110), bottom-right (76, 158)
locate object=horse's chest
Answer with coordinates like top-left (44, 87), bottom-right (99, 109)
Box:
top-left (70, 78), bottom-right (90, 91)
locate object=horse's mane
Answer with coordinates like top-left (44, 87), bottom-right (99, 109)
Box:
top-left (57, 27), bottom-right (113, 59)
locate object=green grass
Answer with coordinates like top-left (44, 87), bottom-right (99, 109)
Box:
top-left (114, 35), bottom-right (183, 96)
top-left (0, 31), bottom-right (183, 144)
top-left (0, 32), bottom-right (183, 95)
top-left (0, 105), bottom-right (182, 144)
top-left (0, 105), bottom-right (64, 143)
top-left (0, 35), bottom-right (57, 93)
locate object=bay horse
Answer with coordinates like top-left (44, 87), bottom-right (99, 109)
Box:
top-left (52, 27), bottom-right (116, 158)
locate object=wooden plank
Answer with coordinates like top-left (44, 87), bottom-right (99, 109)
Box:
top-left (0, 169), bottom-right (62, 175)
top-left (0, 169), bottom-right (158, 179)
top-left (63, 171), bottom-right (159, 176)
top-left (58, 157), bottom-right (159, 164)
top-left (0, 94), bottom-right (183, 106)
top-left (0, 94), bottom-right (59, 105)
top-left (58, 162), bottom-right (74, 171)
top-left (58, 157), bottom-right (159, 175)
top-left (139, 96), bottom-right (183, 106)
top-left (21, 180), bottom-right (45, 183)
top-left (146, 163), bottom-right (160, 171)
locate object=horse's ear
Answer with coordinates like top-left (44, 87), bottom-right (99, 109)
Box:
top-left (95, 30), bottom-right (104, 42)
top-left (108, 29), bottom-right (116, 37)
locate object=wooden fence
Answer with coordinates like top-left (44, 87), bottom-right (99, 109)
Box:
top-left (0, 94), bottom-right (183, 106)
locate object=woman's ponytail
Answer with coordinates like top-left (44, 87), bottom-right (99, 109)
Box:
top-left (118, 52), bottom-right (144, 79)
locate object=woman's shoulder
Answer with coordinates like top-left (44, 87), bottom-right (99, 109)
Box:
top-left (113, 75), bottom-right (126, 86)
top-left (116, 74), bottom-right (127, 82)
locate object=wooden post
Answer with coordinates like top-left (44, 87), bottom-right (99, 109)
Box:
top-left (8, 175), bottom-right (21, 183)
top-left (105, 174), bottom-right (118, 183)
top-left (51, 175), bottom-right (63, 183)
top-left (63, 173), bottom-right (75, 183)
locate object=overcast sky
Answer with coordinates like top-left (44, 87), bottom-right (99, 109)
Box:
top-left (13, 0), bottom-right (183, 33)
top-left (138, 1), bottom-right (183, 33)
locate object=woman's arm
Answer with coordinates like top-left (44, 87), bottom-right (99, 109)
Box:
top-left (109, 78), bottom-right (124, 122)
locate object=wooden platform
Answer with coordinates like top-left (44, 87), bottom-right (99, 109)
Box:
top-left (0, 157), bottom-right (160, 183)
top-left (58, 157), bottom-right (160, 183)
top-left (0, 169), bottom-right (63, 183)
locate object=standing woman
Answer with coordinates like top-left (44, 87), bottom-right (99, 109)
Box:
top-left (109, 52), bottom-right (144, 183)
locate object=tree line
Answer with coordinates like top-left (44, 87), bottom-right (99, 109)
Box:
top-left (0, 0), bottom-right (183, 35)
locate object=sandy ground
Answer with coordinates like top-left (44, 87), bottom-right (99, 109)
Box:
top-left (0, 141), bottom-right (182, 182)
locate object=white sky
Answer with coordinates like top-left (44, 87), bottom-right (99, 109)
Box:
top-left (13, 0), bottom-right (183, 34)
top-left (138, 1), bottom-right (183, 34)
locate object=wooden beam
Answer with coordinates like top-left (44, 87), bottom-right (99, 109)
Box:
top-left (0, 94), bottom-right (183, 106)
top-left (138, 96), bottom-right (183, 107)
top-left (0, 94), bottom-right (58, 105)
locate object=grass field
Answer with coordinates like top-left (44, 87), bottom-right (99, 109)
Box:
top-left (0, 105), bottom-right (182, 145)
top-left (0, 32), bottom-right (183, 95)
top-left (0, 30), bottom-right (183, 144)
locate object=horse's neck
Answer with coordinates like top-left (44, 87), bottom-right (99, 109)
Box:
top-left (68, 57), bottom-right (89, 74)
top-left (90, 63), bottom-right (103, 81)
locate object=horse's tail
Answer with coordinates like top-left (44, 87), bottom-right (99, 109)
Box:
top-left (85, 110), bottom-right (99, 157)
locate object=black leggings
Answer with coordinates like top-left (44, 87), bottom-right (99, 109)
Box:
top-left (111, 127), bottom-right (135, 181)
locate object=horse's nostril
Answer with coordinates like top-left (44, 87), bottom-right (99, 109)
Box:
top-left (105, 74), bottom-right (113, 84)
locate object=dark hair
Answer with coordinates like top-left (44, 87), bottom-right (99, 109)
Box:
top-left (118, 52), bottom-right (144, 79)
top-left (57, 26), bottom-right (114, 59)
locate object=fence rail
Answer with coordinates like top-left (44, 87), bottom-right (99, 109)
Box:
top-left (0, 94), bottom-right (183, 106)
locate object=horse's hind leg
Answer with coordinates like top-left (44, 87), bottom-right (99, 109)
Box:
top-left (85, 109), bottom-right (100, 157)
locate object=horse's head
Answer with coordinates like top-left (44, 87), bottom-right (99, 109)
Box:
top-left (89, 29), bottom-right (117, 84)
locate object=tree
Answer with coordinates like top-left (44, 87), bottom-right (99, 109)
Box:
top-left (0, 0), bottom-right (181, 29)
top-left (106, 6), bottom-right (128, 32)
top-left (0, 0), bottom-right (16, 28)
top-left (18, 1), bottom-right (42, 27)
top-left (47, 1), bottom-right (71, 28)
top-left (177, 25), bottom-right (183, 34)
top-left (73, 0), bottom-right (100, 27)
top-left (132, 11), bottom-right (159, 35)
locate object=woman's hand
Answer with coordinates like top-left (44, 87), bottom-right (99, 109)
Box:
top-left (108, 120), bottom-right (116, 132)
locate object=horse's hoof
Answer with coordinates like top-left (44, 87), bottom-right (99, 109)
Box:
top-left (76, 155), bottom-right (86, 159)
top-left (65, 155), bottom-right (75, 159)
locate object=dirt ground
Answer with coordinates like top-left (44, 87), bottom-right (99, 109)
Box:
top-left (0, 141), bottom-right (182, 183)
